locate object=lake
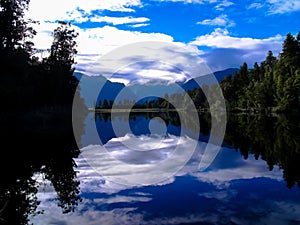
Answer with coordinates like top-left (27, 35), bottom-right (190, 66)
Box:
top-left (1, 112), bottom-right (300, 225)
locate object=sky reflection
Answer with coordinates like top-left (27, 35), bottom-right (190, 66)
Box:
top-left (30, 133), bottom-right (300, 225)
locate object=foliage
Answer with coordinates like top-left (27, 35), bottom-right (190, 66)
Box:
top-left (0, 0), bottom-right (35, 54)
top-left (0, 1), bottom-right (84, 224)
top-left (42, 21), bottom-right (79, 105)
top-left (219, 30), bottom-right (300, 113)
top-left (0, 1), bottom-right (83, 112)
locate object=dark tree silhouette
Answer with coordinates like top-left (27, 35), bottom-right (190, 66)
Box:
top-left (0, 2), bottom-right (84, 225)
top-left (43, 21), bottom-right (79, 106)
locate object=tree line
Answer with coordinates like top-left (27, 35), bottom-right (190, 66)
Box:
top-left (186, 30), bottom-right (300, 114)
top-left (96, 96), bottom-right (177, 110)
top-left (220, 31), bottom-right (300, 113)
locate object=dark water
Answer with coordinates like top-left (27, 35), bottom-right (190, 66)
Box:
top-left (1, 112), bottom-right (300, 225)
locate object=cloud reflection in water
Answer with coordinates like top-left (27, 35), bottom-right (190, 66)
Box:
top-left (30, 134), bottom-right (300, 225)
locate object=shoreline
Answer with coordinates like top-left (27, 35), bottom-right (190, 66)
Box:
top-left (90, 108), bottom-right (182, 113)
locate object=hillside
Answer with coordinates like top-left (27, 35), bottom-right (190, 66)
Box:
top-left (74, 68), bottom-right (239, 108)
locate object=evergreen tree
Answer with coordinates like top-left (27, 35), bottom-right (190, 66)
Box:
top-left (262, 50), bottom-right (277, 72)
top-left (44, 21), bottom-right (79, 105)
top-left (220, 75), bottom-right (235, 108)
top-left (0, 0), bottom-right (37, 111)
top-left (252, 62), bottom-right (260, 81)
top-left (0, 0), bottom-right (35, 54)
top-left (297, 31), bottom-right (300, 66)
top-left (232, 62), bottom-right (249, 108)
top-left (281, 33), bottom-right (298, 74)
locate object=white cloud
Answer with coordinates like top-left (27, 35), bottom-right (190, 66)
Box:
top-left (155, 0), bottom-right (204, 3)
top-left (63, 25), bottom-right (173, 54)
top-left (76, 0), bottom-right (142, 13)
top-left (190, 28), bottom-right (282, 49)
top-left (190, 28), bottom-right (283, 71)
top-left (130, 23), bottom-right (150, 28)
top-left (198, 189), bottom-right (238, 202)
top-left (247, 1), bottom-right (300, 14)
top-left (90, 16), bottom-right (150, 25)
top-left (74, 54), bottom-right (102, 73)
top-left (191, 157), bottom-right (282, 187)
top-left (71, 28), bottom-right (207, 80)
top-left (93, 195), bottom-right (152, 204)
top-left (135, 69), bottom-right (187, 84)
top-left (31, 22), bottom-right (175, 63)
top-left (65, 10), bottom-right (89, 23)
top-left (154, 0), bottom-right (232, 4)
top-left (267, 0), bottom-right (300, 14)
top-left (78, 133), bottom-right (198, 186)
top-left (110, 62), bottom-right (190, 85)
top-left (30, 196), bottom-right (144, 225)
top-left (247, 2), bottom-right (264, 10)
top-left (215, 0), bottom-right (234, 11)
top-left (197, 14), bottom-right (235, 27)
top-left (26, 0), bottom-right (80, 22)
top-left (26, 0), bottom-right (142, 22)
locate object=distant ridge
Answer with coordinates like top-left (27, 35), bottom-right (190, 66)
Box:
top-left (181, 68), bottom-right (239, 91)
top-left (213, 68), bottom-right (239, 82)
top-left (73, 72), bottom-right (125, 107)
top-left (73, 68), bottom-right (239, 108)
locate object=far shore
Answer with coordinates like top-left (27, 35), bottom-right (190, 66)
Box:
top-left (89, 107), bottom-right (295, 115)
top-left (90, 108), bottom-right (181, 113)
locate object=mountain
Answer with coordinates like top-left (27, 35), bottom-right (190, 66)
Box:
top-left (181, 68), bottom-right (239, 91)
top-left (214, 68), bottom-right (239, 82)
top-left (73, 71), bottom-right (84, 81)
top-left (74, 72), bottom-right (125, 108)
top-left (73, 68), bottom-right (239, 108)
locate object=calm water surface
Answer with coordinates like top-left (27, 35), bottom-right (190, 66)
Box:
top-left (1, 112), bottom-right (300, 225)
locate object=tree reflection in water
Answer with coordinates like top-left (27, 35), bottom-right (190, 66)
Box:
top-left (0, 112), bottom-right (84, 225)
top-left (224, 113), bottom-right (300, 189)
top-left (1, 110), bottom-right (300, 224)
top-left (96, 111), bottom-right (300, 189)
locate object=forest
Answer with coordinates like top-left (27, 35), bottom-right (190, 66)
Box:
top-left (220, 31), bottom-right (300, 113)
top-left (0, 0), bottom-right (82, 115)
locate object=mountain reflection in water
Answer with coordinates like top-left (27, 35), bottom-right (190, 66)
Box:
top-left (1, 112), bottom-right (300, 225)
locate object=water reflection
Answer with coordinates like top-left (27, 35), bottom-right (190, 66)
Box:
top-left (0, 113), bottom-right (83, 225)
top-left (89, 112), bottom-right (300, 190)
top-left (1, 112), bottom-right (300, 224)
top-left (224, 114), bottom-right (300, 189)
top-left (32, 142), bottom-right (300, 225)
top-left (60, 111), bottom-right (300, 224)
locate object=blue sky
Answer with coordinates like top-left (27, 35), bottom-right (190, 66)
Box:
top-left (26, 0), bottom-right (300, 76)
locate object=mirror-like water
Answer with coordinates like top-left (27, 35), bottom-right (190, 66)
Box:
top-left (1, 112), bottom-right (300, 225)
